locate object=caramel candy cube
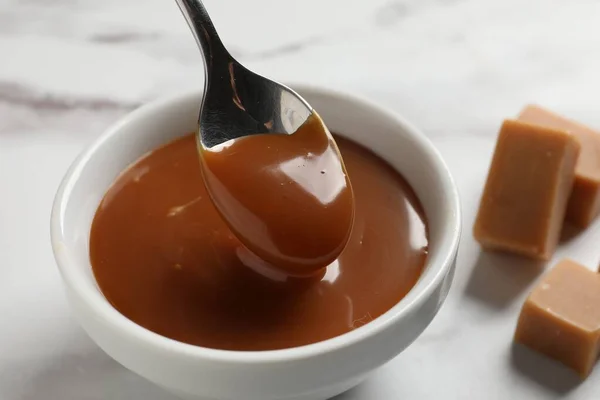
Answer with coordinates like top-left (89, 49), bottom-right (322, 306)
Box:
top-left (473, 120), bottom-right (580, 260)
top-left (515, 259), bottom-right (600, 377)
top-left (519, 105), bottom-right (600, 228)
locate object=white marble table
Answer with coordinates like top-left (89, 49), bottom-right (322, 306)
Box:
top-left (2, 0), bottom-right (600, 398)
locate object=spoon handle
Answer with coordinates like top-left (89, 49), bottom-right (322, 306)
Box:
top-left (174, 0), bottom-right (229, 74)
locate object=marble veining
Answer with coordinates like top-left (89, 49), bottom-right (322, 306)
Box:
top-left (2, 0), bottom-right (600, 399)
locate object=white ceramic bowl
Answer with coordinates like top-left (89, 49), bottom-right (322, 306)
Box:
top-left (51, 85), bottom-right (461, 400)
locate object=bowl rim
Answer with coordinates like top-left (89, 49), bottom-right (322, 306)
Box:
top-left (50, 83), bottom-right (461, 365)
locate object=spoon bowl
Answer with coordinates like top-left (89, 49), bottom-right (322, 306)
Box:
top-left (175, 0), bottom-right (313, 149)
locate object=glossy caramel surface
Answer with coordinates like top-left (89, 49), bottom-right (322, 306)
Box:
top-left (201, 113), bottom-right (354, 276)
top-left (90, 133), bottom-right (428, 351)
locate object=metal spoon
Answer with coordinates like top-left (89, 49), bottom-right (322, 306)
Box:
top-left (174, 0), bottom-right (354, 276)
top-left (174, 0), bottom-right (314, 149)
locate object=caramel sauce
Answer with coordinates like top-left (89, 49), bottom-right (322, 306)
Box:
top-left (201, 113), bottom-right (354, 276)
top-left (90, 133), bottom-right (428, 351)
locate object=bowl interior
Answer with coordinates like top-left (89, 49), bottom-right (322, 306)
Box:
top-left (53, 86), bottom-right (459, 354)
